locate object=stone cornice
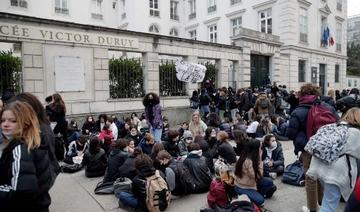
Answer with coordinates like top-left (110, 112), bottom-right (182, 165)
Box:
top-left (203, 16), bottom-right (221, 25)
top-left (252, 0), bottom-right (277, 10)
top-left (297, 0), bottom-right (312, 8)
top-left (225, 9), bottom-right (247, 18)
top-left (335, 15), bottom-right (345, 22)
top-left (281, 45), bottom-right (347, 59)
top-left (185, 23), bottom-right (199, 30)
top-left (319, 4), bottom-right (331, 16)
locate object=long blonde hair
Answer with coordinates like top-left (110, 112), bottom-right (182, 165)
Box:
top-left (1, 101), bottom-right (41, 151)
top-left (341, 107), bottom-right (360, 128)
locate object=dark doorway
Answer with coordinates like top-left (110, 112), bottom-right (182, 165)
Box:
top-left (319, 64), bottom-right (326, 95)
top-left (251, 54), bottom-right (270, 88)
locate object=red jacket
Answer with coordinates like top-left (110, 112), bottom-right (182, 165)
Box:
top-left (207, 179), bottom-right (229, 209)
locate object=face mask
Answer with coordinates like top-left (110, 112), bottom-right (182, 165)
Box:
top-left (271, 141), bottom-right (277, 149)
top-left (131, 132), bottom-right (137, 136)
top-left (88, 118), bottom-right (93, 122)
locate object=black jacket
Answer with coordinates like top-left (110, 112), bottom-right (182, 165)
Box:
top-left (132, 165), bottom-right (156, 212)
top-left (200, 92), bottom-right (211, 106)
top-left (0, 140), bottom-right (52, 212)
top-left (81, 122), bottom-right (96, 135)
top-left (184, 152), bottom-right (212, 193)
top-left (118, 155), bottom-right (138, 180)
top-left (196, 139), bottom-right (215, 173)
top-left (82, 148), bottom-right (107, 178)
top-left (336, 95), bottom-right (360, 113)
top-left (163, 140), bottom-right (180, 158)
top-left (103, 149), bottom-right (128, 182)
top-left (261, 142), bottom-right (285, 168)
top-left (217, 142), bottom-right (237, 165)
top-left (320, 96), bottom-right (336, 110)
top-left (126, 133), bottom-right (143, 147)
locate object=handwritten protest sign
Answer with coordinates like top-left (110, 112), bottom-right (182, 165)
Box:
top-left (175, 60), bottom-right (207, 83)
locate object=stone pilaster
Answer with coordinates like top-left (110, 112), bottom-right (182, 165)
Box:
top-left (217, 59), bottom-right (229, 88)
top-left (93, 48), bottom-right (109, 101)
top-left (143, 52), bottom-right (160, 94)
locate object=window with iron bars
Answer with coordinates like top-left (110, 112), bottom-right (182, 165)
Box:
top-left (0, 51), bottom-right (22, 96)
top-left (109, 58), bottom-right (145, 99)
top-left (11, 0), bottom-right (27, 8)
top-left (159, 60), bottom-right (186, 96)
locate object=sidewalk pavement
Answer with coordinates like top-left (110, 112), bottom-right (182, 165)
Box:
top-left (49, 141), bottom-right (346, 212)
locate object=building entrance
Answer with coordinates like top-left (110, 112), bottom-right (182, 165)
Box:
top-left (250, 54), bottom-right (270, 88)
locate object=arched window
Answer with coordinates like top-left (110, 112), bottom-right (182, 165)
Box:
top-left (169, 28), bottom-right (178, 37)
top-left (149, 24), bottom-right (160, 33)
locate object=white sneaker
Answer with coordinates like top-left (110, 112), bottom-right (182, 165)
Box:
top-left (301, 206), bottom-right (310, 212)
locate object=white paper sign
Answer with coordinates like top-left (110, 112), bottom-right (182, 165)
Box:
top-left (54, 56), bottom-right (85, 92)
top-left (175, 60), bottom-right (207, 83)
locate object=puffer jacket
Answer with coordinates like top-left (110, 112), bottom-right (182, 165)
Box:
top-left (82, 148), bottom-right (107, 178)
top-left (0, 139), bottom-right (52, 212)
top-left (184, 150), bottom-right (212, 193)
top-left (103, 149), bottom-right (128, 182)
top-left (118, 155), bottom-right (137, 180)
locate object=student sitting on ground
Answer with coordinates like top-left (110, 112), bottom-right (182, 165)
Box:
top-left (67, 119), bottom-right (81, 143)
top-left (127, 139), bottom-right (135, 154)
top-left (138, 133), bottom-right (155, 155)
top-left (217, 131), bottom-right (237, 165)
top-left (255, 117), bottom-right (272, 138)
top-left (126, 124), bottom-right (143, 146)
top-left (178, 122), bottom-right (189, 138)
top-left (184, 143), bottom-right (212, 193)
top-left (163, 129), bottom-right (180, 158)
top-left (178, 130), bottom-right (193, 156)
top-left (261, 134), bottom-right (284, 178)
top-left (219, 117), bottom-right (232, 139)
top-left (234, 139), bottom-right (277, 206)
top-left (98, 123), bottom-right (113, 141)
top-left (103, 138), bottom-right (129, 182)
top-left (154, 150), bottom-right (176, 192)
top-left (194, 135), bottom-right (214, 174)
top-left (246, 115), bottom-right (261, 138)
top-left (82, 136), bottom-right (107, 178)
top-left (118, 148), bottom-right (143, 180)
top-left (64, 135), bottom-right (88, 164)
top-left (106, 117), bottom-right (119, 140)
top-left (82, 115), bottom-right (97, 135)
top-left (150, 143), bottom-right (165, 161)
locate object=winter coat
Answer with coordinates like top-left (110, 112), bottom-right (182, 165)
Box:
top-left (261, 142), bottom-right (285, 168)
top-left (118, 155), bottom-right (137, 180)
top-left (320, 96), bottom-right (336, 110)
top-left (237, 92), bottom-right (251, 113)
top-left (183, 150), bottom-right (212, 193)
top-left (218, 96), bottom-right (228, 111)
top-left (254, 94), bottom-right (271, 115)
top-left (336, 95), bottom-right (360, 113)
top-left (98, 130), bottom-right (113, 141)
top-left (0, 139), bottom-right (52, 212)
top-left (217, 142), bottom-right (237, 165)
top-left (125, 133), bottom-right (143, 146)
top-left (163, 140), bottom-right (180, 158)
top-left (219, 123), bottom-right (232, 138)
top-left (178, 139), bottom-right (190, 156)
top-left (200, 92), bottom-right (212, 106)
top-left (103, 149), bottom-right (128, 182)
top-left (285, 95), bottom-right (339, 154)
top-left (145, 104), bottom-right (163, 129)
top-left (196, 138), bottom-right (215, 173)
top-left (132, 165), bottom-right (156, 212)
top-left (138, 139), bottom-right (154, 155)
top-left (82, 148), bottom-right (107, 178)
top-left (81, 122), bottom-right (96, 135)
top-left (307, 126), bottom-right (360, 200)
top-left (285, 94), bottom-right (299, 114)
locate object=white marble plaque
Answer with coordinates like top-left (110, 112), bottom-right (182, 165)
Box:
top-left (54, 56), bottom-right (85, 92)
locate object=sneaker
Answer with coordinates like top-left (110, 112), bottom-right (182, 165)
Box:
top-left (269, 172), bottom-right (277, 179)
top-left (301, 206), bottom-right (310, 212)
top-left (299, 180), bottom-right (305, 186)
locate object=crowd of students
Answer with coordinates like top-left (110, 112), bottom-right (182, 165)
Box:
top-left (1, 81), bottom-right (360, 212)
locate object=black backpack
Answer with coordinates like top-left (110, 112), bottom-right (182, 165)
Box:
top-left (282, 160), bottom-right (305, 186)
top-left (176, 161), bottom-right (195, 195)
top-left (54, 136), bottom-right (65, 161)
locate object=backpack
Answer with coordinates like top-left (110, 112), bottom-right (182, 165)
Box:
top-left (305, 102), bottom-right (337, 139)
top-left (305, 123), bottom-right (351, 164)
top-left (207, 179), bottom-right (229, 209)
top-left (176, 161), bottom-right (196, 195)
top-left (94, 180), bottom-right (115, 194)
top-left (113, 177), bottom-right (132, 195)
top-left (282, 160), bottom-right (305, 186)
top-left (61, 163), bottom-right (83, 173)
top-left (259, 99), bottom-right (268, 109)
top-left (146, 170), bottom-right (171, 212)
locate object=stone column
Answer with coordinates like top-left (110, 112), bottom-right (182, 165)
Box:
top-left (217, 58), bottom-right (229, 88)
top-left (272, 49), bottom-right (282, 83)
top-left (185, 55), bottom-right (198, 95)
top-left (93, 48), bottom-right (110, 101)
top-left (142, 52), bottom-right (160, 94)
top-left (241, 46), bottom-right (251, 88)
top-left (22, 42), bottom-right (45, 101)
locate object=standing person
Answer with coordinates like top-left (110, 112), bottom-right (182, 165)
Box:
top-left (254, 92), bottom-right (271, 118)
top-left (190, 90), bottom-right (200, 111)
top-left (307, 108), bottom-right (360, 212)
top-left (46, 93), bottom-right (68, 146)
top-left (336, 88), bottom-right (360, 115)
top-left (199, 89), bottom-right (211, 118)
top-left (143, 93), bottom-right (163, 143)
top-left (286, 84), bottom-right (338, 212)
top-left (217, 88), bottom-right (228, 121)
top-left (189, 110), bottom-right (207, 137)
top-left (0, 101), bottom-right (52, 211)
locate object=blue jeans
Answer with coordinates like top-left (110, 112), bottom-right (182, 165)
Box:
top-left (67, 131), bottom-right (80, 143)
top-left (117, 192), bottom-right (138, 208)
top-left (234, 177), bottom-right (274, 206)
top-left (200, 105), bottom-right (210, 116)
top-left (319, 183), bottom-right (341, 212)
top-left (151, 127), bottom-right (163, 143)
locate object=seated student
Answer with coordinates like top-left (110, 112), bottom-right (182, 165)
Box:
top-left (103, 139), bottom-right (129, 182)
top-left (178, 122), bottom-right (189, 138)
top-left (154, 150), bottom-right (176, 192)
top-left (233, 129), bottom-right (248, 156)
top-left (82, 137), bottom-right (107, 178)
top-left (163, 129), bottom-right (180, 158)
top-left (255, 117), bottom-right (272, 138)
top-left (138, 133), bottom-right (155, 155)
top-left (194, 135), bottom-right (214, 174)
top-left (184, 143), bottom-right (212, 193)
top-left (118, 148), bottom-right (143, 180)
top-left (64, 135), bottom-right (88, 164)
top-left (126, 124), bottom-right (143, 146)
top-left (119, 117), bottom-right (131, 139)
top-left (98, 123), bottom-right (113, 141)
top-left (67, 119), bottom-right (81, 143)
top-left (82, 115), bottom-right (97, 135)
top-left (219, 117), bottom-right (232, 139)
top-left (243, 108), bottom-right (256, 125)
top-left (95, 114), bottom-right (108, 133)
top-left (178, 130), bottom-right (193, 156)
top-left (234, 139), bottom-right (277, 206)
top-left (233, 117), bottom-right (247, 132)
top-left (130, 112), bottom-right (141, 127)
top-left (127, 139), bottom-right (135, 154)
top-left (261, 134), bottom-right (284, 178)
top-left (217, 131), bottom-right (237, 165)
top-left (150, 143), bottom-right (165, 161)
top-left (246, 115), bottom-right (261, 138)
top-left (119, 154), bottom-right (168, 211)
top-left (204, 127), bottom-right (218, 161)
top-left (138, 113), bottom-right (149, 133)
top-left (162, 116), bottom-right (170, 141)
top-left (106, 117), bottom-right (119, 140)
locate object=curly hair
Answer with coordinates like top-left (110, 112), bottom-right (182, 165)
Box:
top-left (299, 83), bottom-right (320, 97)
top-left (142, 92), bottom-right (160, 107)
